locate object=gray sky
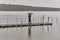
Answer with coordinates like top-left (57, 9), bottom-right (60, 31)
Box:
top-left (0, 0), bottom-right (60, 8)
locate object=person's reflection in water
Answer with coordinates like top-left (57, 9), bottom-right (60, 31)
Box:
top-left (28, 26), bottom-right (31, 35)
top-left (28, 26), bottom-right (31, 40)
top-left (28, 13), bottom-right (33, 40)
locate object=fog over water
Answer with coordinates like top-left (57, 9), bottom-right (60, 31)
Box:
top-left (0, 11), bottom-right (59, 40)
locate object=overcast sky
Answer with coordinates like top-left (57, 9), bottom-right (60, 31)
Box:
top-left (0, 0), bottom-right (60, 8)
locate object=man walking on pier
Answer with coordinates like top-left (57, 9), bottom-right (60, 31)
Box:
top-left (28, 13), bottom-right (33, 24)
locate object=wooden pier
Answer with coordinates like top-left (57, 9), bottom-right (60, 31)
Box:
top-left (0, 23), bottom-right (52, 28)
top-left (0, 13), bottom-right (53, 28)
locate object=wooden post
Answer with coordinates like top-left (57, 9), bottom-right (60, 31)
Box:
top-left (16, 16), bottom-right (18, 40)
top-left (43, 15), bottom-right (44, 23)
top-left (47, 17), bottom-right (50, 31)
top-left (42, 15), bottom-right (45, 31)
top-left (48, 17), bottom-right (50, 23)
top-left (16, 17), bottom-right (18, 32)
top-left (1, 15), bottom-right (4, 30)
top-left (51, 18), bottom-right (53, 23)
top-left (25, 17), bottom-right (26, 24)
top-left (56, 18), bottom-right (58, 23)
top-left (51, 18), bottom-right (53, 31)
top-left (21, 19), bottom-right (22, 27)
top-left (7, 16), bottom-right (9, 40)
top-left (7, 17), bottom-right (8, 32)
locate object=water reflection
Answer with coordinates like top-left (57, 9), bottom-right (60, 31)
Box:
top-left (28, 26), bottom-right (31, 36)
top-left (28, 26), bottom-right (31, 40)
top-left (0, 25), bottom-right (54, 40)
top-left (47, 25), bottom-right (49, 32)
top-left (42, 26), bottom-right (44, 32)
top-left (27, 25), bottom-right (53, 40)
top-left (28, 32), bottom-right (31, 40)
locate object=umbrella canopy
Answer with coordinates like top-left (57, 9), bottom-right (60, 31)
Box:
top-left (0, 4), bottom-right (60, 11)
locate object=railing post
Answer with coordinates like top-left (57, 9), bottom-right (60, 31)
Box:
top-left (42, 15), bottom-right (45, 31)
top-left (7, 16), bottom-right (8, 32)
top-left (16, 17), bottom-right (18, 32)
top-left (47, 17), bottom-right (50, 31)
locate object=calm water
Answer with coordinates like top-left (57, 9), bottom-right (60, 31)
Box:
top-left (0, 23), bottom-right (59, 40)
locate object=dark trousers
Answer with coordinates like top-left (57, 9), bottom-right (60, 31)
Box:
top-left (28, 17), bottom-right (31, 24)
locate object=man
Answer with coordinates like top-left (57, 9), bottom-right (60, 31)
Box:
top-left (28, 13), bottom-right (33, 24)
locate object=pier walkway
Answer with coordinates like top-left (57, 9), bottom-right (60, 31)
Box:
top-left (0, 23), bottom-right (52, 28)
